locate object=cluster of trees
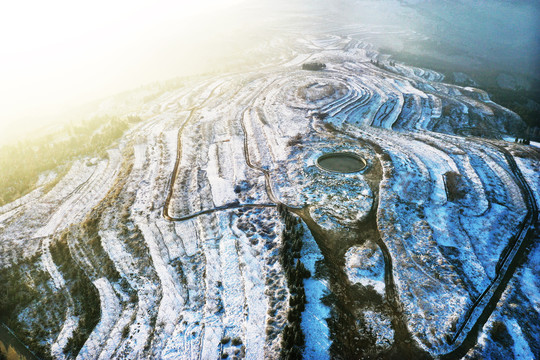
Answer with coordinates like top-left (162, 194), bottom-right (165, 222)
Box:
top-left (0, 255), bottom-right (55, 359)
top-left (80, 153), bottom-right (142, 295)
top-left (488, 87), bottom-right (540, 131)
top-left (0, 115), bottom-right (142, 206)
top-left (0, 266), bottom-right (37, 323)
top-left (370, 59), bottom-right (397, 69)
top-left (301, 62), bottom-right (326, 71)
top-left (277, 204), bottom-right (310, 360)
top-left (49, 189), bottom-right (140, 355)
top-left (48, 151), bottom-right (144, 356)
top-left (106, 163), bottom-right (157, 283)
top-left (49, 234), bottom-right (101, 357)
top-left (287, 134), bottom-right (303, 147)
top-left (444, 171), bottom-right (466, 202)
top-left (0, 143), bottom-right (142, 358)
top-left (80, 214), bottom-right (122, 282)
top-left (117, 193), bottom-right (153, 268)
top-left (490, 321), bottom-right (514, 348)
top-left (514, 138), bottom-right (531, 145)
top-left (0, 264), bottom-right (46, 358)
top-left (219, 337), bottom-right (244, 359)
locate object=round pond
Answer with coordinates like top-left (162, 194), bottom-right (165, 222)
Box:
top-left (316, 152), bottom-right (367, 173)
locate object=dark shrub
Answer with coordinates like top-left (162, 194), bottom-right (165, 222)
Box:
top-left (444, 171), bottom-right (466, 201)
top-left (302, 62), bottom-right (326, 71)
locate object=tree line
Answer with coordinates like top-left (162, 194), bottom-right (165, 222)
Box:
top-left (0, 115), bottom-right (142, 206)
top-left (277, 204), bottom-right (311, 360)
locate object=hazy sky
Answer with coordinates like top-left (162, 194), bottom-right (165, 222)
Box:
top-left (0, 0), bottom-right (250, 143)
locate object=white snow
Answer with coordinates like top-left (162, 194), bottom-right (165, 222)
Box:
top-left (507, 318), bottom-right (535, 360)
top-left (0, 31), bottom-right (536, 360)
top-left (300, 223), bottom-right (331, 360)
top-left (345, 245), bottom-right (385, 295)
top-left (77, 278), bottom-right (121, 360)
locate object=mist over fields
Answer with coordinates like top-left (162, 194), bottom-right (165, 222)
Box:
top-left (0, 0), bottom-right (538, 144)
top-left (355, 0), bottom-right (539, 76)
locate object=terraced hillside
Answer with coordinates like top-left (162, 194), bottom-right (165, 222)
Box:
top-left (1, 35), bottom-right (538, 359)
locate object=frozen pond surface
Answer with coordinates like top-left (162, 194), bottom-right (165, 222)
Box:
top-left (316, 152), bottom-right (367, 173)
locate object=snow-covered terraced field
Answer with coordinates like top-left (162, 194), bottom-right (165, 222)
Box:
top-left (0, 34), bottom-right (538, 360)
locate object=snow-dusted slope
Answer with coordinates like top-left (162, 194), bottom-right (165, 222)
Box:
top-left (0, 34), bottom-right (537, 360)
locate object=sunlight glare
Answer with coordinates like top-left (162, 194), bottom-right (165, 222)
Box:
top-left (0, 0), bottom-right (247, 144)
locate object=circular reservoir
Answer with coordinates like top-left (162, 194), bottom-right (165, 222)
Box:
top-left (316, 152), bottom-right (367, 173)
